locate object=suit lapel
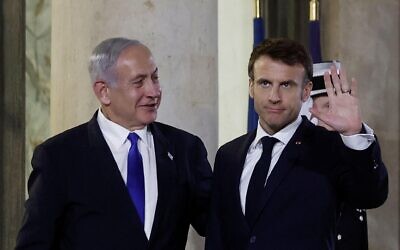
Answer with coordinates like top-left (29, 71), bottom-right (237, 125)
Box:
top-left (147, 123), bottom-right (177, 242)
top-left (251, 118), bottom-right (313, 225)
top-left (232, 131), bottom-right (257, 231)
top-left (87, 113), bottom-right (125, 192)
top-left (235, 132), bottom-right (257, 183)
top-left (87, 112), bottom-right (148, 242)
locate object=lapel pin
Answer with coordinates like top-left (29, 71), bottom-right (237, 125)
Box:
top-left (168, 152), bottom-right (174, 160)
top-left (295, 141), bottom-right (302, 145)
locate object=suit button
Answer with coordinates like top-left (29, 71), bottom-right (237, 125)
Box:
top-left (359, 215), bottom-right (364, 221)
top-left (337, 234), bottom-right (342, 240)
top-left (250, 236), bottom-right (256, 243)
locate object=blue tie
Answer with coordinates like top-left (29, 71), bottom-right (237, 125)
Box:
top-left (127, 133), bottom-right (145, 224)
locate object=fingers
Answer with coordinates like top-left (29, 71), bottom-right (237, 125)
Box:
top-left (326, 65), bottom-right (354, 96)
top-left (339, 67), bottom-right (351, 93)
top-left (330, 65), bottom-right (343, 96)
top-left (350, 77), bottom-right (358, 97)
top-left (324, 71), bottom-right (335, 101)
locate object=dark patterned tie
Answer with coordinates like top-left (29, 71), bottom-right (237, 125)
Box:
top-left (245, 136), bottom-right (279, 226)
top-left (127, 133), bottom-right (145, 225)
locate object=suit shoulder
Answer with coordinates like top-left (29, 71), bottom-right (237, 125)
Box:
top-left (152, 122), bottom-right (200, 140)
top-left (300, 118), bottom-right (340, 142)
top-left (218, 133), bottom-right (251, 153)
top-left (39, 122), bottom-right (89, 149)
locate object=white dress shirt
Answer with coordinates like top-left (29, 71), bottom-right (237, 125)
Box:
top-left (240, 115), bottom-right (375, 214)
top-left (97, 108), bottom-right (157, 239)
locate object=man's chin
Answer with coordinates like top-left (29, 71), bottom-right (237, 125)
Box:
top-left (141, 115), bottom-right (157, 125)
top-left (267, 119), bottom-right (294, 133)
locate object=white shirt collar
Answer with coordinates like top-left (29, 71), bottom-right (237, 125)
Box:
top-left (97, 108), bottom-right (151, 149)
top-left (251, 115), bottom-right (303, 149)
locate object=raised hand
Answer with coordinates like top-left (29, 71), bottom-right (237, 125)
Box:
top-left (309, 65), bottom-right (362, 135)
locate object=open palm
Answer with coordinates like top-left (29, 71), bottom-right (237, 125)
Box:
top-left (310, 66), bottom-right (362, 135)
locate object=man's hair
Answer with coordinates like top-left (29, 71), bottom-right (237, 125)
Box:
top-left (248, 38), bottom-right (313, 83)
top-left (88, 37), bottom-right (142, 85)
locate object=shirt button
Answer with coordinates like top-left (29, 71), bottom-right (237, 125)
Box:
top-left (337, 234), bottom-right (342, 240)
top-left (359, 215), bottom-right (364, 221)
top-left (250, 236), bottom-right (256, 243)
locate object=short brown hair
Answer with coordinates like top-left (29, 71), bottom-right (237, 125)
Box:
top-left (248, 38), bottom-right (313, 83)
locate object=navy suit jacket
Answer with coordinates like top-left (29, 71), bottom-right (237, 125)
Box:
top-left (205, 117), bottom-right (388, 250)
top-left (16, 112), bottom-right (212, 250)
top-left (336, 204), bottom-right (368, 250)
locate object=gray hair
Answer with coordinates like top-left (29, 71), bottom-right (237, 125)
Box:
top-left (88, 37), bottom-right (142, 85)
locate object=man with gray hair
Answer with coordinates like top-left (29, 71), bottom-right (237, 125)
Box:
top-left (16, 37), bottom-right (212, 250)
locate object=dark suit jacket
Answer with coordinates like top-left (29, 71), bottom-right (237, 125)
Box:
top-left (205, 117), bottom-right (388, 250)
top-left (336, 204), bottom-right (368, 250)
top-left (16, 112), bottom-right (212, 250)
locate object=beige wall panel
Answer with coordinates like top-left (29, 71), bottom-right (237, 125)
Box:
top-left (218, 0), bottom-right (253, 146)
top-left (322, 0), bottom-right (399, 249)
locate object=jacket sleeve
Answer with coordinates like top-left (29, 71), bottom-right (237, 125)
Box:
top-left (15, 144), bottom-right (67, 250)
top-left (204, 148), bottom-right (224, 249)
top-left (337, 136), bottom-right (388, 209)
top-left (188, 136), bottom-right (213, 236)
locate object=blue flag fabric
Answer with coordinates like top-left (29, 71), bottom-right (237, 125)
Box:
top-left (248, 17), bottom-right (265, 132)
top-left (253, 17), bottom-right (265, 46)
top-left (309, 20), bottom-right (322, 63)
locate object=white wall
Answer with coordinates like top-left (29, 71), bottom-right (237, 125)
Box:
top-left (218, 0), bottom-right (253, 146)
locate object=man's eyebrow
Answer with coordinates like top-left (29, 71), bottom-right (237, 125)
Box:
top-left (255, 77), bottom-right (271, 83)
top-left (255, 78), bottom-right (297, 84)
top-left (280, 79), bottom-right (297, 85)
top-left (131, 74), bottom-right (146, 80)
top-left (130, 68), bottom-right (158, 81)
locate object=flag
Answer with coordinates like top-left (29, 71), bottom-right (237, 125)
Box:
top-left (248, 0), bottom-right (265, 132)
top-left (309, 0), bottom-right (322, 63)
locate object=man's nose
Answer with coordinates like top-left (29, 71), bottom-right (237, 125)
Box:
top-left (268, 85), bottom-right (280, 103)
top-left (144, 79), bottom-right (161, 97)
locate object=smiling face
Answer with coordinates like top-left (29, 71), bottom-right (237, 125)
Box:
top-left (94, 45), bottom-right (161, 130)
top-left (249, 56), bottom-right (312, 135)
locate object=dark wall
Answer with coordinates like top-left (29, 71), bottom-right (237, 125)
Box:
top-left (0, 0), bottom-right (25, 249)
top-left (266, 0), bottom-right (309, 48)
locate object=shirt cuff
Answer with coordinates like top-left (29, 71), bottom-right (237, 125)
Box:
top-left (340, 123), bottom-right (376, 150)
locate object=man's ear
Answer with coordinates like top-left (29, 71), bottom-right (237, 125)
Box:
top-left (302, 81), bottom-right (313, 102)
top-left (249, 79), bottom-right (255, 99)
top-left (93, 81), bottom-right (111, 105)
